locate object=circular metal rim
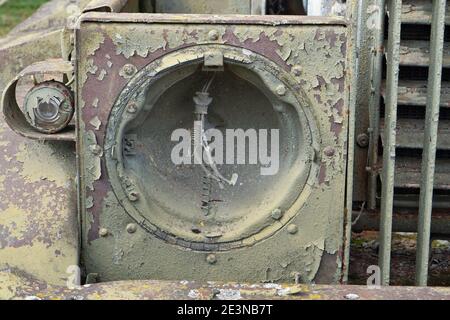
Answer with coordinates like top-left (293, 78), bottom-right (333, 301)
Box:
top-left (105, 44), bottom-right (320, 251)
top-left (22, 80), bottom-right (74, 134)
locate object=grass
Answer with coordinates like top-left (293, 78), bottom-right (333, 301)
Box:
top-left (0, 0), bottom-right (49, 37)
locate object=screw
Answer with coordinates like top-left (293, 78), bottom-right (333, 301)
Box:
top-left (271, 208), bottom-right (283, 220)
top-left (357, 133), bottom-right (369, 148)
top-left (292, 65), bottom-right (302, 77)
top-left (208, 29), bottom-right (220, 41)
top-left (127, 103), bottom-right (138, 114)
top-left (276, 85), bottom-right (287, 96)
top-left (287, 224), bottom-right (298, 235)
top-left (99, 228), bottom-right (108, 237)
top-left (126, 223), bottom-right (137, 234)
top-left (323, 146), bottom-right (335, 157)
top-left (206, 254), bottom-right (217, 264)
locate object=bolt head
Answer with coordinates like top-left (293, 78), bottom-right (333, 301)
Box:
top-left (271, 208), bottom-right (283, 220)
top-left (123, 64), bottom-right (136, 77)
top-left (276, 85), bottom-right (287, 96)
top-left (208, 30), bottom-right (220, 41)
top-left (357, 133), bottom-right (369, 148)
top-left (323, 146), bottom-right (335, 157)
top-left (99, 228), bottom-right (108, 237)
top-left (287, 224), bottom-right (298, 235)
top-left (126, 223), bottom-right (137, 234)
top-left (206, 254), bottom-right (217, 264)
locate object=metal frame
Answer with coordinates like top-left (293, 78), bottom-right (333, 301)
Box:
top-left (378, 0), bottom-right (402, 286)
top-left (415, 0), bottom-right (447, 286)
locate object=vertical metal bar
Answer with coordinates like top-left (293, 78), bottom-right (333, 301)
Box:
top-left (368, 0), bottom-right (386, 210)
top-left (343, 0), bottom-right (360, 283)
top-left (415, 0), bottom-right (446, 287)
top-left (378, 0), bottom-right (401, 286)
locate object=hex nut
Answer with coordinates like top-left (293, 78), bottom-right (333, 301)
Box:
top-left (287, 224), bottom-right (298, 235)
top-left (206, 254), bottom-right (217, 264)
top-left (126, 223), bottom-right (137, 234)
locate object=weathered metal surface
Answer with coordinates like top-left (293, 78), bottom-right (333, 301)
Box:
top-left (155, 0), bottom-right (253, 14)
top-left (416, 0), bottom-right (447, 286)
top-left (400, 0), bottom-right (450, 24)
top-left (380, 118), bottom-right (450, 150)
top-left (83, 0), bottom-right (128, 13)
top-left (379, 0), bottom-right (402, 286)
top-left (2, 267), bottom-right (450, 300)
top-left (382, 80), bottom-right (450, 107)
top-left (307, 0), bottom-right (347, 17)
top-left (0, 0), bottom-right (81, 286)
top-left (388, 157), bottom-right (450, 190)
top-left (78, 12), bottom-right (347, 25)
top-left (2, 59), bottom-right (76, 141)
top-left (353, 209), bottom-right (450, 234)
top-left (343, 0), bottom-right (360, 283)
top-left (398, 40), bottom-right (450, 67)
top-left (76, 13), bottom-right (349, 284)
top-left (368, 0), bottom-right (386, 210)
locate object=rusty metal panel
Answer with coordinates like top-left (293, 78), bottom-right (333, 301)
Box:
top-left (401, 0), bottom-right (450, 24)
top-left (391, 157), bottom-right (450, 190)
top-left (380, 118), bottom-right (450, 150)
top-left (76, 13), bottom-right (349, 284)
top-left (382, 80), bottom-right (450, 107)
top-left (399, 40), bottom-right (450, 67)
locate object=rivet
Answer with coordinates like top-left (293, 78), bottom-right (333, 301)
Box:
top-left (126, 223), bottom-right (137, 234)
top-left (127, 103), bottom-right (138, 114)
top-left (127, 191), bottom-right (139, 202)
top-left (120, 64), bottom-right (137, 79)
top-left (271, 208), bottom-right (283, 220)
top-left (208, 29), bottom-right (220, 41)
top-left (324, 146), bottom-right (335, 157)
top-left (292, 65), bottom-right (302, 76)
top-left (99, 228), bottom-right (108, 237)
top-left (357, 133), bottom-right (369, 148)
top-left (276, 85), bottom-right (287, 96)
top-left (287, 224), bottom-right (298, 235)
top-left (90, 145), bottom-right (103, 156)
top-left (206, 254), bottom-right (217, 264)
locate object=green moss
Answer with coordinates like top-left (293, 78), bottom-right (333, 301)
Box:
top-left (0, 0), bottom-right (49, 36)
